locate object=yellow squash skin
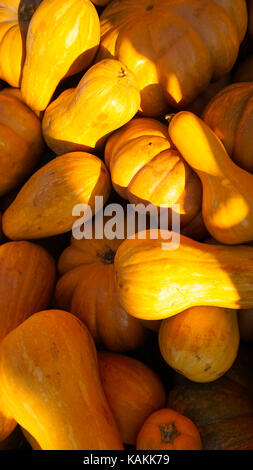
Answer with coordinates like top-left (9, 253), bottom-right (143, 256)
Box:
top-left (159, 306), bottom-right (239, 383)
top-left (105, 117), bottom-right (202, 226)
top-left (21, 0), bottom-right (100, 111)
top-left (42, 59), bottom-right (141, 155)
top-left (169, 111), bottom-right (253, 245)
top-left (98, 0), bottom-right (247, 116)
top-left (0, 0), bottom-right (23, 87)
top-left (114, 231), bottom-right (253, 320)
top-left (0, 310), bottom-right (124, 450)
top-left (2, 152), bottom-right (111, 240)
top-left (203, 83), bottom-right (253, 173)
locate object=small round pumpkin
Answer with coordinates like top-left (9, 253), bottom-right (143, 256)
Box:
top-left (136, 408), bottom-right (202, 450)
top-left (98, 351), bottom-right (166, 445)
top-left (98, 0), bottom-right (247, 116)
top-left (203, 82), bottom-right (253, 173)
top-left (159, 306), bottom-right (239, 383)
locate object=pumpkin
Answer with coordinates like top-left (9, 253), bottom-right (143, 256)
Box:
top-left (114, 230), bottom-right (253, 320)
top-left (233, 55), bottom-right (253, 83)
top-left (0, 88), bottom-right (44, 196)
top-left (42, 59), bottom-right (140, 155)
top-left (98, 351), bottom-right (166, 445)
top-left (105, 117), bottom-right (202, 227)
top-left (238, 309), bottom-right (253, 342)
top-left (203, 83), bottom-right (253, 173)
top-left (98, 0), bottom-right (247, 116)
top-left (0, 310), bottom-right (124, 450)
top-left (0, 0), bottom-right (23, 87)
top-left (169, 111), bottom-right (253, 244)
top-left (136, 408), bottom-right (202, 450)
top-left (56, 220), bottom-right (146, 352)
top-left (21, 0), bottom-right (100, 112)
top-left (2, 152), bottom-right (111, 240)
top-left (159, 306), bottom-right (239, 383)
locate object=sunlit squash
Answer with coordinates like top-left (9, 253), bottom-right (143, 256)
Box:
top-left (98, 0), bottom-right (247, 116)
top-left (233, 55), bottom-right (253, 83)
top-left (98, 351), bottom-right (166, 445)
top-left (105, 117), bottom-right (202, 227)
top-left (203, 83), bottom-right (253, 173)
top-left (42, 59), bottom-right (140, 155)
top-left (56, 220), bottom-right (146, 352)
top-left (0, 0), bottom-right (23, 87)
top-left (0, 310), bottom-right (124, 450)
top-left (0, 89), bottom-right (44, 196)
top-left (21, 0), bottom-right (100, 112)
top-left (2, 152), bottom-right (111, 240)
top-left (136, 408), bottom-right (202, 450)
top-left (159, 306), bottom-right (239, 383)
top-left (114, 230), bottom-right (253, 320)
top-left (169, 111), bottom-right (253, 244)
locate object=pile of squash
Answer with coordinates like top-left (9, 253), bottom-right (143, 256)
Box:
top-left (0, 0), bottom-right (253, 451)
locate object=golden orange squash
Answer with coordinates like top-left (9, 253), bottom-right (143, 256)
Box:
top-left (136, 408), bottom-right (202, 450)
top-left (169, 111), bottom-right (253, 244)
top-left (98, 0), bottom-right (247, 116)
top-left (114, 230), bottom-right (253, 320)
top-left (0, 310), bottom-right (124, 450)
top-left (2, 152), bottom-right (111, 240)
top-left (98, 351), bottom-right (166, 445)
top-left (0, 88), bottom-right (44, 196)
top-left (159, 306), bottom-right (239, 383)
top-left (21, 0), bottom-right (100, 111)
top-left (42, 59), bottom-right (140, 155)
top-left (203, 83), bottom-right (253, 173)
top-left (0, 0), bottom-right (23, 87)
top-left (105, 117), bottom-right (202, 227)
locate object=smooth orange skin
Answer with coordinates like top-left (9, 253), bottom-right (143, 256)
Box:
top-left (136, 408), bottom-right (202, 450)
top-left (42, 59), bottom-right (140, 155)
top-left (2, 152), bottom-right (111, 240)
top-left (203, 83), bottom-right (253, 173)
top-left (0, 241), bottom-right (56, 442)
top-left (98, 352), bottom-right (166, 445)
top-left (114, 230), bottom-right (253, 320)
top-left (169, 111), bottom-right (253, 244)
top-left (105, 117), bottom-right (202, 226)
top-left (21, 0), bottom-right (100, 111)
top-left (0, 0), bottom-right (23, 87)
top-left (0, 90), bottom-right (44, 196)
top-left (0, 310), bottom-right (124, 450)
top-left (159, 306), bottom-right (239, 383)
top-left (233, 55), bottom-right (253, 83)
top-left (98, 0), bottom-right (247, 116)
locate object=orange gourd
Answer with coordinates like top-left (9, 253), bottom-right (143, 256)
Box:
top-left (98, 0), bottom-right (247, 116)
top-left (2, 152), bottom-right (111, 240)
top-left (0, 310), bottom-right (124, 450)
top-left (42, 59), bottom-right (140, 155)
top-left (105, 117), bottom-right (202, 227)
top-left (114, 230), bottom-right (253, 320)
top-left (169, 111), bottom-right (253, 244)
top-left (21, 0), bottom-right (100, 111)
top-left (136, 408), bottom-right (202, 450)
top-left (203, 83), bottom-right (253, 173)
top-left (159, 306), bottom-right (239, 383)
top-left (0, 0), bottom-right (23, 87)
top-left (0, 88), bottom-right (44, 196)
top-left (98, 351), bottom-right (166, 445)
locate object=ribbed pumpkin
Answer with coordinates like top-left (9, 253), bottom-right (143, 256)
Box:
top-left (98, 351), bottom-right (166, 445)
top-left (98, 0), bottom-right (247, 116)
top-left (56, 221), bottom-right (146, 352)
top-left (21, 0), bottom-right (100, 112)
top-left (159, 306), bottom-right (239, 383)
top-left (42, 59), bottom-right (140, 155)
top-left (169, 111), bottom-right (253, 244)
top-left (105, 117), bottom-right (202, 227)
top-left (2, 152), bottom-right (111, 240)
top-left (136, 408), bottom-right (202, 450)
top-left (0, 241), bottom-right (56, 442)
top-left (114, 230), bottom-right (253, 320)
top-left (0, 0), bottom-right (23, 87)
top-left (0, 88), bottom-right (44, 196)
top-left (0, 310), bottom-right (124, 450)
top-left (203, 83), bottom-right (253, 173)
